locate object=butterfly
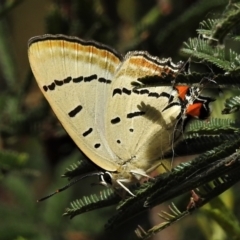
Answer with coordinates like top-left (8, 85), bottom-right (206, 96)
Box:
top-left (28, 34), bottom-right (213, 196)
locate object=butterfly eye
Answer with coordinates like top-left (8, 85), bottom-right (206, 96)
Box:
top-left (100, 172), bottom-right (113, 185)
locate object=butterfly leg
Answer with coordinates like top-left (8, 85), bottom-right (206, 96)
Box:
top-left (146, 160), bottom-right (172, 174)
top-left (116, 179), bottom-right (136, 197)
top-left (130, 169), bottom-right (153, 179)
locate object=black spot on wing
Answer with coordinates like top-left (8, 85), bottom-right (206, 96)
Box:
top-left (113, 88), bottom-right (122, 96)
top-left (140, 89), bottom-right (149, 95)
top-left (48, 82), bottom-right (55, 91)
top-left (48, 77), bottom-right (73, 89)
top-left (127, 111), bottom-right (145, 118)
top-left (129, 128), bottom-right (134, 132)
top-left (148, 92), bottom-right (159, 98)
top-left (98, 77), bottom-right (111, 84)
top-left (43, 73), bottom-right (112, 92)
top-left (111, 117), bottom-right (121, 124)
top-left (94, 143), bottom-right (101, 148)
top-left (63, 76), bottom-right (72, 83)
top-left (68, 105), bottom-right (83, 117)
top-left (147, 91), bottom-right (173, 100)
top-left (82, 128), bottom-right (93, 137)
top-left (159, 92), bottom-right (172, 101)
top-left (73, 76), bottom-right (83, 83)
top-left (54, 79), bottom-right (63, 86)
top-left (133, 89), bottom-right (140, 94)
top-left (84, 74), bottom-right (98, 82)
top-left (117, 140), bottom-right (121, 144)
top-left (122, 88), bottom-right (131, 95)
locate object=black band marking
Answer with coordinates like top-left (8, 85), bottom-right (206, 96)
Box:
top-left (111, 117), bottom-right (121, 124)
top-left (140, 89), bottom-right (149, 95)
top-left (54, 79), bottom-right (63, 86)
top-left (43, 85), bottom-right (48, 92)
top-left (98, 77), bottom-right (111, 84)
top-left (113, 88), bottom-right (122, 96)
top-left (63, 76), bottom-right (72, 83)
top-left (148, 92), bottom-right (159, 98)
top-left (159, 92), bottom-right (171, 99)
top-left (48, 82), bottom-right (55, 91)
top-left (82, 128), bottom-right (93, 137)
top-left (162, 102), bottom-right (180, 112)
top-left (44, 77), bottom-right (72, 91)
top-left (127, 111), bottom-right (145, 118)
top-left (54, 77), bottom-right (72, 86)
top-left (167, 95), bottom-right (174, 103)
top-left (148, 91), bottom-right (172, 99)
top-left (94, 143), bottom-right (101, 148)
top-left (133, 89), bottom-right (140, 94)
top-left (84, 74), bottom-right (98, 82)
top-left (122, 88), bottom-right (131, 95)
top-left (68, 105), bottom-right (83, 117)
top-left (73, 76), bottom-right (83, 83)
top-left (98, 77), bottom-right (106, 83)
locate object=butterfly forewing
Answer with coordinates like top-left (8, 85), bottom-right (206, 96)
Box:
top-left (106, 52), bottom-right (182, 170)
top-left (28, 35), bottom-right (122, 171)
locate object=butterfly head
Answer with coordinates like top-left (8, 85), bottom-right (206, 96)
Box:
top-left (99, 171), bottom-right (113, 187)
top-left (98, 165), bottom-right (154, 197)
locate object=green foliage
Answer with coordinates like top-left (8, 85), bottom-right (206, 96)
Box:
top-left (2, 0), bottom-right (240, 240)
top-left (0, 150), bottom-right (28, 170)
top-left (63, 188), bottom-right (118, 219)
top-left (61, 158), bottom-right (96, 180)
top-left (222, 95), bottom-right (240, 114)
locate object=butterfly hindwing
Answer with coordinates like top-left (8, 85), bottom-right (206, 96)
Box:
top-left (106, 51), bottom-right (182, 171)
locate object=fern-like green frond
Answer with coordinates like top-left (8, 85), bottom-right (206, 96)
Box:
top-left (135, 203), bottom-right (189, 239)
top-left (133, 72), bottom-right (240, 88)
top-left (197, 19), bottom-right (219, 40)
top-left (62, 159), bottom-right (96, 180)
top-left (185, 118), bottom-right (240, 134)
top-left (209, 7), bottom-right (240, 45)
top-left (135, 162), bottom-right (240, 239)
top-left (169, 134), bottom-right (239, 157)
top-left (146, 139), bottom-right (240, 207)
top-left (222, 95), bottom-right (240, 114)
top-left (63, 188), bottom-right (119, 219)
top-left (106, 138), bottom-right (240, 231)
top-left (181, 38), bottom-right (239, 72)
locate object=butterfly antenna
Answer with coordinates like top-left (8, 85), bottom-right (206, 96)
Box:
top-left (37, 171), bottom-right (103, 202)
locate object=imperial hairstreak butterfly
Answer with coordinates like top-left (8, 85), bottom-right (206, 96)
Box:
top-left (28, 34), bottom-right (213, 196)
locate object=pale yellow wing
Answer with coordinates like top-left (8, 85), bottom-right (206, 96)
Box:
top-left (106, 52), bottom-right (182, 171)
top-left (28, 34), bottom-right (122, 171)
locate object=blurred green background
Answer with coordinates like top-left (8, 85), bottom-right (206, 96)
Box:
top-left (0, 0), bottom-right (240, 240)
